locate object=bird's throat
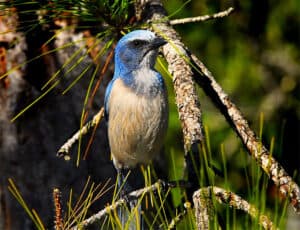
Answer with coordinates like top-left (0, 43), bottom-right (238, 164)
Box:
top-left (122, 68), bottom-right (163, 97)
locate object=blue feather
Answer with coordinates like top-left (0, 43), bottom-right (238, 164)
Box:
top-left (104, 79), bottom-right (114, 120)
top-left (104, 30), bottom-right (168, 169)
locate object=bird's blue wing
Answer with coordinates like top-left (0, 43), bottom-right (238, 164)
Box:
top-left (104, 78), bottom-right (115, 121)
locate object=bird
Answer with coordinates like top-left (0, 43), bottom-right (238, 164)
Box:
top-left (104, 29), bottom-right (168, 197)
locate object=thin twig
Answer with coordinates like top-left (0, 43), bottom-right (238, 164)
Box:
top-left (193, 187), bottom-right (279, 230)
top-left (57, 107), bottom-right (105, 160)
top-left (88, 47), bottom-right (114, 112)
top-left (170, 7), bottom-right (234, 25)
top-left (83, 48), bottom-right (114, 159)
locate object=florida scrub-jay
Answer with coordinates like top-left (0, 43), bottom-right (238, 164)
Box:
top-left (104, 30), bottom-right (168, 193)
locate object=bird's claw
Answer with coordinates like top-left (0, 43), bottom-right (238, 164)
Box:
top-left (159, 179), bottom-right (192, 192)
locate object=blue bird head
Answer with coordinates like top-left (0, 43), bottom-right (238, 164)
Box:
top-left (104, 30), bottom-right (167, 120)
top-left (114, 30), bottom-right (166, 75)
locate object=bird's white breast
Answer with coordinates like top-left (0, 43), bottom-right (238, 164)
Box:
top-left (108, 78), bottom-right (168, 169)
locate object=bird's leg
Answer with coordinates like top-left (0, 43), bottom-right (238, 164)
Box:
top-left (117, 168), bottom-right (132, 198)
top-left (117, 168), bottom-right (145, 229)
top-left (118, 168), bottom-right (138, 214)
top-left (116, 168), bottom-right (133, 228)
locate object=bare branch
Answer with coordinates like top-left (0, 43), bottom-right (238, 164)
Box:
top-left (170, 7), bottom-right (234, 25)
top-left (57, 107), bottom-right (105, 160)
top-left (193, 187), bottom-right (279, 230)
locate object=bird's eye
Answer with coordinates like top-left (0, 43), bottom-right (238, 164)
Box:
top-left (131, 40), bottom-right (147, 47)
top-left (133, 40), bottom-right (140, 46)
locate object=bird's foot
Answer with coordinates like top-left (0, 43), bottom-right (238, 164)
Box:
top-left (158, 179), bottom-right (192, 192)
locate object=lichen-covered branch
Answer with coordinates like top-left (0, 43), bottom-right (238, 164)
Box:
top-left (57, 107), bottom-right (104, 160)
top-left (138, 0), bottom-right (204, 153)
top-left (189, 54), bottom-right (300, 214)
top-left (193, 189), bottom-right (212, 230)
top-left (193, 187), bottom-right (278, 230)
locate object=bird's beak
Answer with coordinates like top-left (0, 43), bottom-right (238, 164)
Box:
top-left (151, 37), bottom-right (167, 49)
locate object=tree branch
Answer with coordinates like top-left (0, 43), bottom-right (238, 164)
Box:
top-left (170, 7), bottom-right (234, 25)
top-left (193, 186), bottom-right (278, 230)
top-left (138, 0), bottom-right (300, 214)
top-left (57, 107), bottom-right (105, 160)
top-left (139, 0), bottom-right (205, 153)
top-left (193, 188), bottom-right (212, 230)
top-left (189, 54), bottom-right (300, 214)
top-left (136, 0), bottom-right (206, 202)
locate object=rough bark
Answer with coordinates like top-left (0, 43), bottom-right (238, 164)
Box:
top-left (138, 0), bottom-right (204, 153)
